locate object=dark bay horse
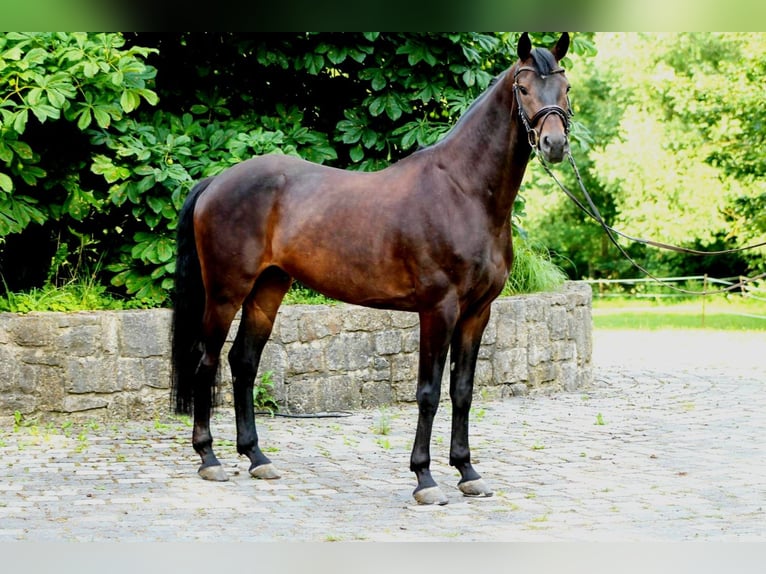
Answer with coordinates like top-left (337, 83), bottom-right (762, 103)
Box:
top-left (171, 32), bottom-right (572, 505)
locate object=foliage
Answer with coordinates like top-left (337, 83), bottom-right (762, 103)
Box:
top-left (253, 370), bottom-right (279, 414)
top-left (0, 276), bottom-right (144, 312)
top-left (0, 32), bottom-right (157, 235)
top-left (502, 237), bottom-right (568, 296)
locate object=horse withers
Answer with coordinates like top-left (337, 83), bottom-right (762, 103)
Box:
top-left (170, 32), bottom-right (572, 505)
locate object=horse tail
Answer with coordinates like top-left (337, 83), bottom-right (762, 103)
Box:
top-left (170, 176), bottom-right (214, 415)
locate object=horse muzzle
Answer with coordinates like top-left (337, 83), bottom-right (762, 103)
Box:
top-left (539, 128), bottom-right (568, 163)
top-left (529, 105), bottom-right (570, 163)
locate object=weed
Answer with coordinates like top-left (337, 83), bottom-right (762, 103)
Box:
top-left (253, 371), bottom-right (279, 414)
top-left (376, 437), bottom-right (391, 450)
top-left (531, 442), bottom-right (545, 451)
top-left (595, 413), bottom-right (606, 426)
top-left (374, 408), bottom-right (391, 436)
top-left (61, 421), bottom-right (73, 437)
top-left (12, 411), bottom-right (34, 432)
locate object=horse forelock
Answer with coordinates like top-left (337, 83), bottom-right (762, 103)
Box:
top-left (529, 48), bottom-right (559, 75)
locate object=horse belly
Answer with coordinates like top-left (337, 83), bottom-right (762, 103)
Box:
top-left (279, 240), bottom-right (419, 310)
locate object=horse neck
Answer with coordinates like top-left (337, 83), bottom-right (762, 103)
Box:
top-left (434, 72), bottom-right (531, 230)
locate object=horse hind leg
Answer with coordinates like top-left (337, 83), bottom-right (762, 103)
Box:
top-left (193, 299), bottom-right (240, 482)
top-left (229, 267), bottom-right (292, 480)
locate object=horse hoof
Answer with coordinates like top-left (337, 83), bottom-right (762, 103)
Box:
top-left (249, 463), bottom-right (281, 480)
top-left (458, 478), bottom-right (493, 497)
top-left (413, 486), bottom-right (449, 506)
top-left (198, 464), bottom-right (229, 482)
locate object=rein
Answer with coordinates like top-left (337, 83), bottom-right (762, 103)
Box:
top-left (537, 152), bottom-right (766, 295)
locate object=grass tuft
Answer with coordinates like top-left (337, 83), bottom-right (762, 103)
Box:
top-left (503, 237), bottom-right (568, 296)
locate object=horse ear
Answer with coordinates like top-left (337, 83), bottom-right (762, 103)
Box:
top-left (551, 32), bottom-right (570, 61)
top-left (517, 32), bottom-right (531, 61)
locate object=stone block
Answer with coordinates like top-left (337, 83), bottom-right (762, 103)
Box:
top-left (62, 394), bottom-right (109, 414)
top-left (9, 313), bottom-right (56, 347)
top-left (326, 332), bottom-right (373, 372)
top-left (285, 341), bottom-right (325, 375)
top-left (119, 310), bottom-right (171, 357)
top-left (341, 306), bottom-right (389, 332)
top-left (65, 357), bottom-right (120, 394)
top-left (492, 347), bottom-right (527, 383)
top-left (374, 330), bottom-right (402, 355)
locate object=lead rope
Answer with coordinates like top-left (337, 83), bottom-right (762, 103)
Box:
top-left (536, 151), bottom-right (766, 296)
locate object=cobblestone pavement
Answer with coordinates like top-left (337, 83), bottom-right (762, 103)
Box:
top-left (1, 330), bottom-right (764, 542)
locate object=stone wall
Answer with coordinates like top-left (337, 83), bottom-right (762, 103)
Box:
top-left (0, 282), bottom-right (592, 421)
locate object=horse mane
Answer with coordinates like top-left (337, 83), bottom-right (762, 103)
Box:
top-left (413, 71), bottom-right (506, 153)
top-left (413, 47), bottom-right (557, 154)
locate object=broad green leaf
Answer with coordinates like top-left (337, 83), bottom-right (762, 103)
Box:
top-left (0, 172), bottom-right (12, 192)
top-left (93, 107), bottom-right (111, 128)
top-left (13, 109), bottom-right (28, 134)
top-left (8, 140), bottom-right (33, 160)
top-left (349, 145), bottom-right (364, 162)
top-left (120, 90), bottom-right (140, 113)
top-left (77, 108), bottom-right (92, 130)
top-left (0, 142), bottom-right (13, 163)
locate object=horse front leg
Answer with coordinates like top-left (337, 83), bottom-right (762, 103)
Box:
top-left (449, 304), bottom-right (493, 498)
top-left (410, 303), bottom-right (458, 505)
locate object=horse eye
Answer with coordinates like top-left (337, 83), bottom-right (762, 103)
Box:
top-left (518, 85), bottom-right (528, 96)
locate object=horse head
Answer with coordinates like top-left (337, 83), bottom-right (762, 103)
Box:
top-left (513, 32), bottom-right (572, 163)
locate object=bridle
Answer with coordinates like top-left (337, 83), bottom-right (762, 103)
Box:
top-left (513, 65), bottom-right (573, 150)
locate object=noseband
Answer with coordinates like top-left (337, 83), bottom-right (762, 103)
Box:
top-left (513, 65), bottom-right (573, 149)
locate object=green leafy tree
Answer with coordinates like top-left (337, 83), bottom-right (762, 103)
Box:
top-left (0, 32), bottom-right (157, 235)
